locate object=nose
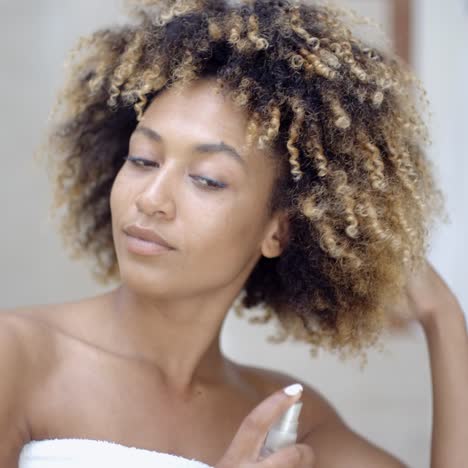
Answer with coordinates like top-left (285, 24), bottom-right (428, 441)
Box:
top-left (135, 167), bottom-right (176, 219)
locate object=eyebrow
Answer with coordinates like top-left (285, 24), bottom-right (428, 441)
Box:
top-left (132, 126), bottom-right (246, 168)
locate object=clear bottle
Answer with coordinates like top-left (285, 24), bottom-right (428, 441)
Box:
top-left (258, 401), bottom-right (303, 459)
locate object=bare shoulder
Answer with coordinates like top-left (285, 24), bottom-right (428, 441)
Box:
top-left (0, 307), bottom-right (59, 466)
top-left (0, 306), bottom-right (60, 391)
top-left (0, 305), bottom-right (61, 368)
top-left (235, 363), bottom-right (408, 468)
top-left (1, 294), bottom-right (110, 354)
top-left (303, 413), bottom-right (409, 467)
top-left (234, 363), bottom-right (339, 441)
top-left (0, 302), bottom-right (89, 394)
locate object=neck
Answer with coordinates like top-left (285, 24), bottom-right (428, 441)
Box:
top-left (107, 284), bottom-right (239, 397)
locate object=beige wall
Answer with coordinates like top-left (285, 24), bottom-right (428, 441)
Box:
top-left (1, 2), bottom-right (467, 467)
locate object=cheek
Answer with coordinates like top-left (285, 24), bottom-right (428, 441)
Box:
top-left (110, 171), bottom-right (132, 219)
top-left (188, 193), bottom-right (267, 254)
top-left (109, 177), bottom-right (121, 222)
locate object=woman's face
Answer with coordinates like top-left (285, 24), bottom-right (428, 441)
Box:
top-left (110, 77), bottom-right (288, 299)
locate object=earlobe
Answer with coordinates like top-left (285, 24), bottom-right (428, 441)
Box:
top-left (261, 212), bottom-right (290, 259)
top-left (261, 238), bottom-right (281, 259)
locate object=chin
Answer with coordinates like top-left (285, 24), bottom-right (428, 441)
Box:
top-left (120, 274), bottom-right (172, 300)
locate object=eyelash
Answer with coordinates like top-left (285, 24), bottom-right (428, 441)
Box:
top-left (123, 156), bottom-right (227, 190)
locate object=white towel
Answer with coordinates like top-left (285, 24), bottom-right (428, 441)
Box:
top-left (18, 438), bottom-right (214, 468)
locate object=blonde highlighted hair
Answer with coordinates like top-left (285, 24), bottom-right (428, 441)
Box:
top-left (41, 0), bottom-right (445, 361)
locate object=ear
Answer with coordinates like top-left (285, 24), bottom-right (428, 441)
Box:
top-left (260, 210), bottom-right (291, 259)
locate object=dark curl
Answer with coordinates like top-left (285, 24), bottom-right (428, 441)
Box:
top-left (39, 0), bottom-right (445, 360)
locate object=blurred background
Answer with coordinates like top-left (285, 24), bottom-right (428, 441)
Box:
top-left (1, 1), bottom-right (467, 467)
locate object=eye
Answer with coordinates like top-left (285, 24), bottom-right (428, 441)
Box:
top-left (193, 176), bottom-right (226, 190)
top-left (124, 155), bottom-right (227, 190)
top-left (124, 156), bottom-right (157, 168)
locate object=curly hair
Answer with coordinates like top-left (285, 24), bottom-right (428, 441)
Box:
top-left (39, 0), bottom-right (445, 361)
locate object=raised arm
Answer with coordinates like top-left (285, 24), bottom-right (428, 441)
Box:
top-left (383, 260), bottom-right (468, 467)
top-left (300, 260), bottom-right (467, 467)
top-left (411, 264), bottom-right (468, 467)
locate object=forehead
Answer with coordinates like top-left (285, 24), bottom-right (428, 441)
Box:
top-left (137, 79), bottom-right (281, 176)
top-left (140, 79), bottom-right (249, 146)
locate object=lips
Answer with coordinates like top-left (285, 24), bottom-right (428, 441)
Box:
top-left (123, 224), bottom-right (175, 250)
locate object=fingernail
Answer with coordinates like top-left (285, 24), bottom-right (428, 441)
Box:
top-left (283, 383), bottom-right (303, 396)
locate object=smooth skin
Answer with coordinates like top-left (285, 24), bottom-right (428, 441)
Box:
top-left (2, 78), bottom-right (465, 467)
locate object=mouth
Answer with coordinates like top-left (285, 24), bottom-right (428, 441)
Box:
top-left (123, 224), bottom-right (175, 250)
top-left (123, 231), bottom-right (174, 256)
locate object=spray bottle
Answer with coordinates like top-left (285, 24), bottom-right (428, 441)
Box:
top-left (258, 400), bottom-right (303, 459)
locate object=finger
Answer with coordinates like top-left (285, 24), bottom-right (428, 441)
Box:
top-left (224, 383), bottom-right (303, 462)
top-left (256, 443), bottom-right (315, 468)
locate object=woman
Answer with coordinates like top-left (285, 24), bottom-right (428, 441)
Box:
top-left (2, 0), bottom-right (467, 467)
